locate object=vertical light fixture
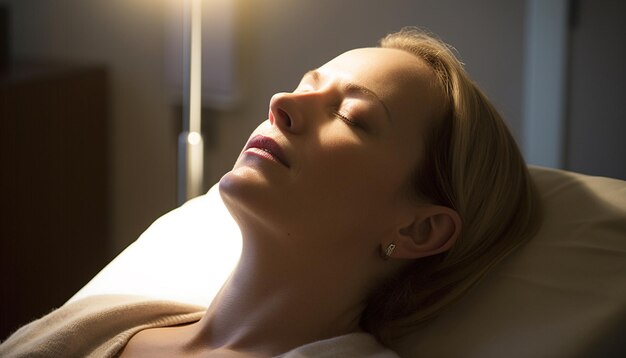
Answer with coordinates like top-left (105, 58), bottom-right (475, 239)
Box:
top-left (178, 0), bottom-right (204, 205)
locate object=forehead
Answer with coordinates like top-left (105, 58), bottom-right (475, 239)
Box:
top-left (320, 47), bottom-right (424, 90)
top-left (317, 47), bottom-right (441, 129)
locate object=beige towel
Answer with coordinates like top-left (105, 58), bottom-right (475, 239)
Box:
top-left (1, 295), bottom-right (399, 357)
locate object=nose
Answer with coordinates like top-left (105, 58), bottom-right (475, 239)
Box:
top-left (268, 90), bottom-right (328, 134)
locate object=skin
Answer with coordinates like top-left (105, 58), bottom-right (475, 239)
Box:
top-left (119, 47), bottom-right (460, 358)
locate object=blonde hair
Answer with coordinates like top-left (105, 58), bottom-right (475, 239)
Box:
top-left (361, 28), bottom-right (542, 341)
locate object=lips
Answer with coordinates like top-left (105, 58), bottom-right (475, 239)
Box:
top-left (244, 135), bottom-right (290, 168)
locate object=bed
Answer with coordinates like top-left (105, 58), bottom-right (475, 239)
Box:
top-left (69, 166), bottom-right (626, 357)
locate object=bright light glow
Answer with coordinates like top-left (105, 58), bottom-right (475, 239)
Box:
top-left (67, 186), bottom-right (243, 307)
top-left (187, 132), bottom-right (204, 200)
top-left (187, 131), bottom-right (201, 145)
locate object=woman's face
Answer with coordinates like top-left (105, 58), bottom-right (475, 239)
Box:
top-left (220, 47), bottom-right (444, 254)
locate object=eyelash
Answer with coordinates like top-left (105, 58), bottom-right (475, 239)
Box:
top-left (334, 111), bottom-right (360, 128)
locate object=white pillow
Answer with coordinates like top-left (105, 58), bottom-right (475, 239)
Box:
top-left (69, 185), bottom-right (242, 307)
top-left (69, 167), bottom-right (626, 357)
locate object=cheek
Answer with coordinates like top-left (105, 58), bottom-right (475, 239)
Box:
top-left (298, 149), bottom-right (404, 241)
top-left (300, 135), bottom-right (408, 211)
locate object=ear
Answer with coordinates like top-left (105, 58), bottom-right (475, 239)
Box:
top-left (389, 205), bottom-right (461, 260)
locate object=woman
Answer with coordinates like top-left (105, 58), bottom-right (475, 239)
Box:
top-left (1, 28), bottom-right (540, 357)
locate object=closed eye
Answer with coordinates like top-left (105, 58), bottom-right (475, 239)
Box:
top-left (335, 111), bottom-right (361, 128)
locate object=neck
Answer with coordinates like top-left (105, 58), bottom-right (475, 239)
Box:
top-left (187, 228), bottom-right (373, 356)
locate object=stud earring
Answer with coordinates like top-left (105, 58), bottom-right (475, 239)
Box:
top-left (382, 243), bottom-right (396, 260)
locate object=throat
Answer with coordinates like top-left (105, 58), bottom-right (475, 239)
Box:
top-left (188, 249), bottom-right (367, 356)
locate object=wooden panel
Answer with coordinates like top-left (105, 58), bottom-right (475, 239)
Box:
top-left (0, 63), bottom-right (109, 339)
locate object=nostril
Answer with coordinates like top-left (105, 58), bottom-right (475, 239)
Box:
top-left (278, 108), bottom-right (292, 128)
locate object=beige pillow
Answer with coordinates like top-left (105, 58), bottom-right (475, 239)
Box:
top-left (391, 166), bottom-right (626, 357)
top-left (70, 166), bottom-right (626, 357)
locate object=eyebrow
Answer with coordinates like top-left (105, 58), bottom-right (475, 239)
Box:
top-left (303, 69), bottom-right (393, 123)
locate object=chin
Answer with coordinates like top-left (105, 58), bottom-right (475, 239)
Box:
top-left (219, 164), bottom-right (272, 195)
top-left (220, 169), bottom-right (312, 242)
top-left (218, 167), bottom-right (281, 229)
top-left (219, 168), bottom-right (260, 208)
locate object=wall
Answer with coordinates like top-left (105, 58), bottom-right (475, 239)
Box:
top-left (566, 0), bottom-right (626, 179)
top-left (2, 0), bottom-right (178, 256)
top-left (210, 0), bottom-right (527, 187)
top-left (2, 0), bottom-right (526, 256)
